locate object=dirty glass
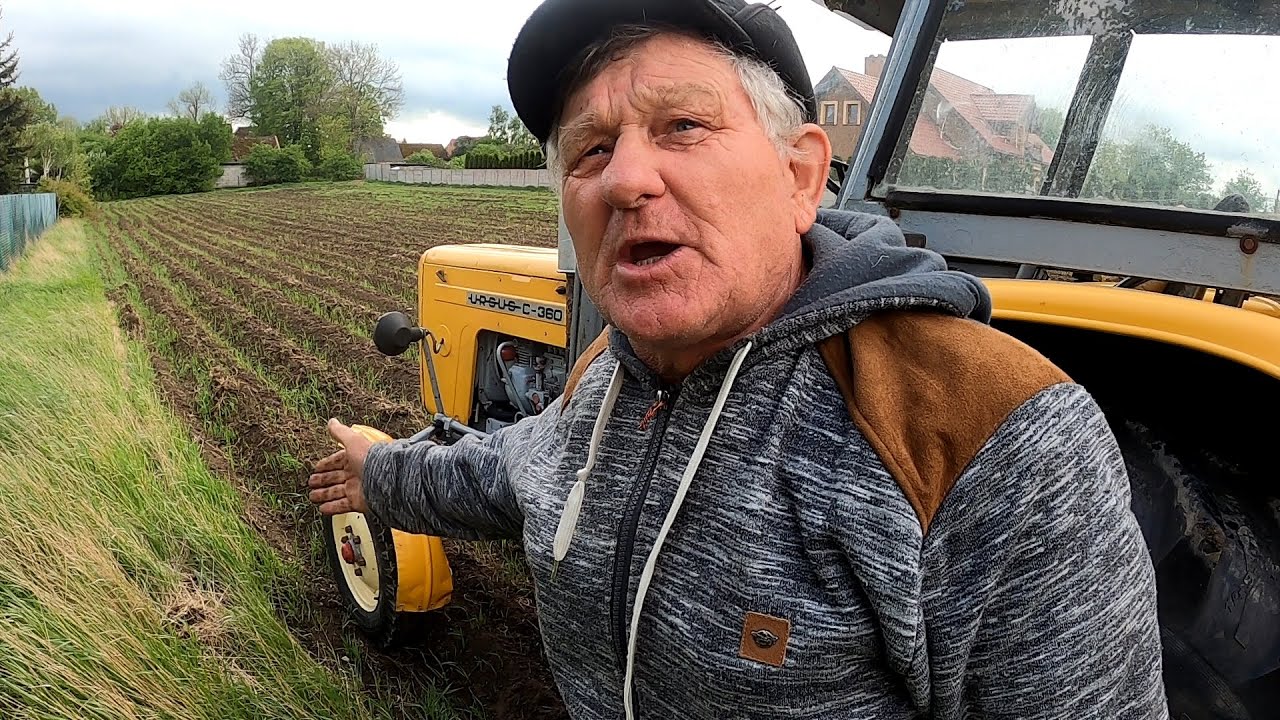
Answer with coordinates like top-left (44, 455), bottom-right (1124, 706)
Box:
top-left (882, 0), bottom-right (1280, 216)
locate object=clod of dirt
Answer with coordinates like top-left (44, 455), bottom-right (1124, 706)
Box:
top-left (164, 580), bottom-right (229, 649)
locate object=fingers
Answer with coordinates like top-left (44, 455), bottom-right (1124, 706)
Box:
top-left (327, 417), bottom-right (357, 446)
top-left (318, 497), bottom-right (354, 515)
top-left (307, 470), bottom-right (348, 488)
top-left (312, 449), bottom-right (346, 473)
top-left (309, 484), bottom-right (349, 505)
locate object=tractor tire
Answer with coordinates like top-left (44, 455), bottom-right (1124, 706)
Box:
top-left (1117, 419), bottom-right (1279, 718)
top-left (324, 509), bottom-right (422, 649)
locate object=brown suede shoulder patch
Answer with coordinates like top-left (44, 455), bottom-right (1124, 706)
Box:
top-left (561, 329), bottom-right (611, 407)
top-left (818, 310), bottom-right (1070, 533)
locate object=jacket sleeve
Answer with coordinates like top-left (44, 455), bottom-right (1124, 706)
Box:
top-left (360, 396), bottom-right (564, 541)
top-left (920, 382), bottom-right (1169, 719)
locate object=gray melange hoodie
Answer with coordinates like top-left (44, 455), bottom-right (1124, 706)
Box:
top-left (363, 209), bottom-right (1169, 719)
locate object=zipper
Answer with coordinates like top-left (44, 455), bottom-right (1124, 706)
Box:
top-left (609, 385), bottom-right (675, 671)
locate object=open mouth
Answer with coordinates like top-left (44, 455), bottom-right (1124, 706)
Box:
top-left (627, 241), bottom-right (681, 267)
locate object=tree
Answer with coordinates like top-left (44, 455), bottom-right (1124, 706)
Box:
top-left (86, 105), bottom-right (148, 135)
top-left (89, 117), bottom-right (223, 199)
top-left (326, 40), bottom-right (403, 145)
top-left (1081, 124), bottom-right (1214, 208)
top-left (167, 81), bottom-right (215, 121)
top-left (22, 116), bottom-right (80, 180)
top-left (13, 86), bottom-right (54, 124)
top-left (1032, 106), bottom-right (1065, 149)
top-left (196, 112), bottom-right (233, 164)
top-left (248, 37), bottom-right (333, 160)
top-left (0, 6), bottom-right (34, 192)
top-left (487, 105), bottom-right (513, 144)
top-left (219, 33), bottom-right (261, 121)
top-left (1220, 169), bottom-right (1272, 213)
top-left (505, 113), bottom-right (539, 150)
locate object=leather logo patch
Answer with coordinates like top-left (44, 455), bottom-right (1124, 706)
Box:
top-left (739, 612), bottom-right (790, 667)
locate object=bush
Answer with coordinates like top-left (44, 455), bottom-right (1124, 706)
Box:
top-left (244, 145), bottom-right (312, 185)
top-left (312, 149), bottom-right (363, 181)
top-left (448, 155), bottom-right (465, 169)
top-left (404, 150), bottom-right (448, 168)
top-left (463, 145), bottom-right (545, 170)
top-left (88, 117), bottom-right (224, 200)
top-left (36, 177), bottom-right (96, 218)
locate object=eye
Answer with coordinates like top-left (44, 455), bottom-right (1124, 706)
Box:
top-left (672, 118), bottom-right (703, 133)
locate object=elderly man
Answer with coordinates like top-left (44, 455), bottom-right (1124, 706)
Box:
top-left (309, 1), bottom-right (1169, 718)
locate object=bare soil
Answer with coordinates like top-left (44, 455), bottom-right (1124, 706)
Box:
top-left (97, 183), bottom-right (566, 719)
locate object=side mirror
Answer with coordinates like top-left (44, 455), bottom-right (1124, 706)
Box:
top-left (373, 312), bottom-right (426, 356)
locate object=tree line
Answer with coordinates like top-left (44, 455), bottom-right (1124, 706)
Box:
top-left (900, 106), bottom-right (1276, 214)
top-left (0, 7), bottom-right (543, 211)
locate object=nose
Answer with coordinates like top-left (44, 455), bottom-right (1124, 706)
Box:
top-left (599, 130), bottom-right (665, 210)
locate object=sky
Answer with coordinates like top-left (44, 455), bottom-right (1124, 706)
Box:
top-left (4, 0), bottom-right (888, 142)
top-left (6, 0), bottom-right (1277, 196)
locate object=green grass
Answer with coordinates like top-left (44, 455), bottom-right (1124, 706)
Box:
top-left (0, 220), bottom-right (388, 719)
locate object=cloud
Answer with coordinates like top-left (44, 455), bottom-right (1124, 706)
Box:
top-left (13, 0), bottom-right (1272, 199)
top-left (6, 0), bottom-right (880, 137)
top-left (4, 0), bottom-right (544, 132)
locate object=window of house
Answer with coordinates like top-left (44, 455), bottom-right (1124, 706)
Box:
top-left (844, 101), bottom-right (861, 126)
top-left (821, 101), bottom-right (837, 125)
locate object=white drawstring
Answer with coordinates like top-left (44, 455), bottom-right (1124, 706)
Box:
top-left (552, 361), bottom-right (624, 577)
top-left (623, 341), bottom-right (753, 720)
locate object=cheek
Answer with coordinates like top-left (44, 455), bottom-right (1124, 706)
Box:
top-left (562, 181), bottom-right (609, 270)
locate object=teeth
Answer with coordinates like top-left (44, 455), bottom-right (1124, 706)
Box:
top-left (635, 256), bottom-right (662, 267)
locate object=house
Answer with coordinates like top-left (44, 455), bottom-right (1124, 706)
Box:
top-left (217, 130), bottom-right (281, 189)
top-left (445, 135), bottom-right (485, 159)
top-left (230, 131), bottom-right (280, 162)
top-left (398, 142), bottom-right (447, 160)
top-left (814, 56), bottom-right (1054, 189)
top-left (355, 137), bottom-right (404, 164)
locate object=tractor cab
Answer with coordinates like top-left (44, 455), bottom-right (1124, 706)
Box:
top-left (335, 1), bottom-right (1280, 715)
top-left (818, 0), bottom-right (1280, 714)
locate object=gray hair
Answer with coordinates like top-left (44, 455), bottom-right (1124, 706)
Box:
top-left (544, 24), bottom-right (808, 188)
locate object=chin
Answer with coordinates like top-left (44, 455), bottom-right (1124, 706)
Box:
top-left (609, 300), bottom-right (708, 349)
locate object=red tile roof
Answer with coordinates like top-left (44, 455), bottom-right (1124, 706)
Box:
top-left (399, 142), bottom-right (446, 159)
top-left (826, 62), bottom-right (1052, 164)
top-left (230, 134), bottom-right (280, 162)
top-left (908, 114), bottom-right (961, 160)
top-left (836, 67), bottom-right (880, 103)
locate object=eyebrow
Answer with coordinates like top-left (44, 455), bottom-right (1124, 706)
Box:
top-left (557, 81), bottom-right (724, 152)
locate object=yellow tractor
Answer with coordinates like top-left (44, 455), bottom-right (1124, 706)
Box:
top-left (325, 0), bottom-right (1280, 716)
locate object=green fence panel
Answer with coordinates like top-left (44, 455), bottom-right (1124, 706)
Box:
top-left (0, 193), bottom-right (58, 272)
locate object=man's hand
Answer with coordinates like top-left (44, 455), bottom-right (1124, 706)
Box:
top-left (307, 419), bottom-right (374, 515)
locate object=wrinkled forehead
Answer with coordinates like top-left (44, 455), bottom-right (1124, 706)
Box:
top-left (554, 31), bottom-right (737, 129)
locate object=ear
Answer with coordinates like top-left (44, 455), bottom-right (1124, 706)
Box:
top-left (786, 123), bottom-right (832, 235)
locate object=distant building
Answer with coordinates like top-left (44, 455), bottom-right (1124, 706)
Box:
top-left (356, 137), bottom-right (405, 164)
top-left (230, 132), bottom-right (280, 162)
top-left (445, 135), bottom-right (485, 159)
top-left (814, 55), bottom-right (1053, 189)
top-left (398, 142), bottom-right (447, 160)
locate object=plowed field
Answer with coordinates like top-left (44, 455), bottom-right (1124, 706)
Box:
top-left (92, 182), bottom-right (566, 719)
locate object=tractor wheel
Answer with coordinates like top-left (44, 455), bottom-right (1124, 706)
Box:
top-left (324, 509), bottom-right (420, 649)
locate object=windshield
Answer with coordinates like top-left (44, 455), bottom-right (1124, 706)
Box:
top-left (875, 1), bottom-right (1280, 215)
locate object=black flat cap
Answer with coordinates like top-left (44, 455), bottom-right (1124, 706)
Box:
top-left (506, 0), bottom-right (818, 144)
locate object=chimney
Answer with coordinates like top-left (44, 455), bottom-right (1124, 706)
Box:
top-left (865, 55), bottom-right (887, 78)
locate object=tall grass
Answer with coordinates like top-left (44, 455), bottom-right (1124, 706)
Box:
top-left (0, 220), bottom-right (379, 719)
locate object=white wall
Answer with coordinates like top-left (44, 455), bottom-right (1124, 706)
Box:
top-left (364, 163), bottom-right (551, 188)
top-left (216, 164), bottom-right (248, 189)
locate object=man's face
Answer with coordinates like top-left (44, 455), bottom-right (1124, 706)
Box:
top-left (558, 34), bottom-right (819, 355)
